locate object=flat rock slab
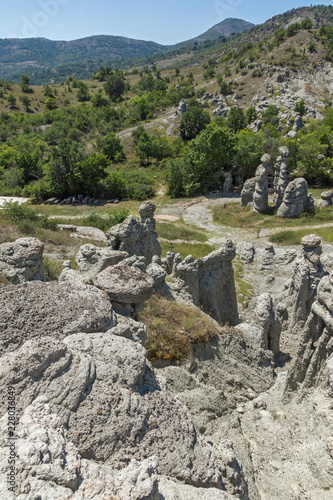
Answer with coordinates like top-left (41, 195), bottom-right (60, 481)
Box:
top-left (0, 281), bottom-right (115, 354)
top-left (94, 264), bottom-right (155, 303)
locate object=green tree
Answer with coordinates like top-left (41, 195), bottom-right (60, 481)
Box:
top-left (45, 97), bottom-right (57, 110)
top-left (246, 105), bottom-right (258, 124)
top-left (20, 75), bottom-right (33, 93)
top-left (91, 92), bottom-right (109, 108)
top-left (294, 99), bottom-right (306, 116)
top-left (104, 72), bottom-right (126, 101)
top-left (77, 82), bottom-right (90, 102)
top-left (8, 94), bottom-right (16, 109)
top-left (301, 18), bottom-right (313, 30)
top-left (228, 107), bottom-right (246, 133)
top-left (44, 85), bottom-right (54, 98)
top-left (98, 132), bottom-right (125, 162)
top-left (286, 23), bottom-right (300, 37)
top-left (180, 100), bottom-right (210, 141)
top-left (20, 95), bottom-right (31, 112)
top-left (135, 132), bottom-right (161, 165)
top-left (263, 105), bottom-right (279, 126)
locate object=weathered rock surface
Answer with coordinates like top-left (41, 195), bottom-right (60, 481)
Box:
top-left (0, 281), bottom-right (115, 355)
top-left (254, 293), bottom-right (281, 355)
top-left (274, 146), bottom-right (290, 208)
top-left (277, 177), bottom-right (312, 218)
top-left (94, 264), bottom-right (155, 303)
top-left (260, 243), bottom-right (275, 270)
top-left (241, 177), bottom-right (256, 207)
top-left (223, 172), bottom-right (232, 193)
top-left (236, 241), bottom-right (255, 264)
top-left (0, 237), bottom-right (45, 284)
top-left (317, 190), bottom-right (333, 208)
top-left (252, 154), bottom-right (271, 213)
top-left (106, 202), bottom-right (161, 265)
top-left (197, 241), bottom-right (239, 325)
top-left (278, 235), bottom-right (326, 336)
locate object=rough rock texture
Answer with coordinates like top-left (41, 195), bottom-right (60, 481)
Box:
top-left (274, 146), bottom-right (290, 208)
top-left (285, 269), bottom-right (333, 394)
top-left (260, 243), bottom-right (275, 270)
top-left (0, 281), bottom-right (115, 355)
top-left (293, 114), bottom-right (304, 131)
top-left (241, 177), bottom-right (256, 207)
top-left (278, 235), bottom-right (326, 336)
top-left (146, 255), bottom-right (172, 298)
top-left (93, 264), bottom-right (155, 303)
top-left (197, 241), bottom-right (239, 325)
top-left (252, 154), bottom-right (271, 213)
top-left (170, 254), bottom-right (199, 305)
top-left (106, 202), bottom-right (161, 265)
top-left (236, 241), bottom-right (255, 264)
top-left (0, 237), bottom-right (45, 284)
top-left (0, 325), bottom-right (237, 492)
top-left (277, 177), bottom-right (312, 218)
top-left (247, 119), bottom-right (262, 134)
top-left (316, 190), bottom-right (333, 208)
top-left (254, 293), bottom-right (281, 355)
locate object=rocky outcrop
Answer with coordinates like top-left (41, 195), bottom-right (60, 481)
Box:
top-left (197, 241), bottom-right (239, 326)
top-left (316, 190), bottom-right (333, 208)
top-left (94, 264), bottom-right (155, 320)
top-left (254, 293), bottom-right (281, 355)
top-left (252, 154), bottom-right (271, 213)
top-left (260, 243), bottom-right (275, 270)
top-left (273, 146), bottom-right (290, 208)
top-left (223, 172), bottom-right (233, 193)
top-left (277, 177), bottom-right (313, 218)
top-left (170, 254), bottom-right (199, 305)
top-left (0, 281), bottom-right (115, 355)
top-left (236, 241), bottom-right (255, 264)
top-left (278, 235), bottom-right (326, 336)
top-left (247, 119), bottom-right (262, 134)
top-left (285, 269), bottom-right (333, 394)
top-left (241, 177), bottom-right (256, 207)
top-left (0, 237), bottom-right (45, 284)
top-left (106, 202), bottom-right (161, 265)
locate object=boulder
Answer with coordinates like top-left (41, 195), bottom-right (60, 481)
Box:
top-left (277, 178), bottom-right (310, 218)
top-left (75, 244), bottom-right (128, 278)
top-left (252, 154), bottom-right (271, 213)
top-left (0, 237), bottom-right (45, 284)
top-left (241, 178), bottom-right (256, 207)
top-left (247, 119), bottom-right (262, 134)
top-left (106, 202), bottom-right (161, 265)
top-left (223, 172), bottom-right (233, 193)
top-left (236, 241), bottom-right (255, 264)
top-left (0, 281), bottom-right (115, 355)
top-left (293, 114), bottom-right (304, 131)
top-left (316, 190), bottom-right (333, 208)
top-left (94, 264), bottom-right (155, 303)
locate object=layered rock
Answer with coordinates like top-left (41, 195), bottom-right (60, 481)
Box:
top-left (252, 154), bottom-right (271, 213)
top-left (241, 177), bottom-right (256, 207)
top-left (278, 235), bottom-right (326, 336)
top-left (106, 202), bottom-right (161, 265)
top-left (236, 241), bottom-right (255, 264)
top-left (277, 177), bottom-right (313, 218)
top-left (197, 241), bottom-right (239, 326)
top-left (273, 146), bottom-right (290, 208)
top-left (254, 293), bottom-right (281, 355)
top-left (0, 237), bottom-right (45, 284)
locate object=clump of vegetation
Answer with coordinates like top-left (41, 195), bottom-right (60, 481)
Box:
top-left (156, 221), bottom-right (208, 242)
top-left (83, 209), bottom-right (129, 231)
top-left (142, 296), bottom-right (222, 362)
top-left (0, 201), bottom-right (57, 233)
top-left (159, 240), bottom-right (214, 260)
top-left (269, 227), bottom-right (333, 245)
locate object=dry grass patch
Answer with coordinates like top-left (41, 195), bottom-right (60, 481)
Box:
top-left (142, 295), bottom-right (232, 362)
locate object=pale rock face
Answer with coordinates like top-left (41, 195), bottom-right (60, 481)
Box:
top-left (252, 154), bottom-right (271, 213)
top-left (223, 172), bottom-right (233, 193)
top-left (197, 241), bottom-right (239, 326)
top-left (106, 202), bottom-right (161, 265)
top-left (278, 235), bottom-right (326, 336)
top-left (277, 177), bottom-right (311, 218)
top-left (316, 190), bottom-right (333, 208)
top-left (0, 237), bottom-right (45, 284)
top-left (254, 293), bottom-right (281, 355)
top-left (0, 281), bottom-right (115, 355)
top-left (236, 241), bottom-right (255, 264)
top-left (241, 177), bottom-right (256, 207)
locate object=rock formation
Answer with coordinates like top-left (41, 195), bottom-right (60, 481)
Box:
top-left (106, 202), bottom-right (161, 265)
top-left (278, 235), bottom-right (326, 336)
top-left (236, 241), bottom-right (255, 264)
top-left (223, 172), bottom-right (232, 193)
top-left (254, 293), bottom-right (281, 355)
top-left (277, 177), bottom-right (314, 218)
top-left (273, 146), bottom-right (290, 208)
top-left (252, 154), bottom-right (271, 213)
top-left (0, 237), bottom-right (45, 284)
top-left (197, 241), bottom-right (239, 326)
top-left (316, 190), bottom-right (333, 208)
top-left (241, 177), bottom-right (256, 207)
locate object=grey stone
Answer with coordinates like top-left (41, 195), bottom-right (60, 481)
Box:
top-left (253, 154), bottom-right (271, 213)
top-left (106, 202), bottom-right (161, 265)
top-left (241, 178), bottom-right (256, 207)
top-left (293, 114), bottom-right (304, 131)
top-left (254, 293), bottom-right (281, 355)
top-left (197, 241), bottom-right (239, 325)
top-left (94, 264), bottom-right (155, 303)
top-left (0, 237), bottom-right (45, 284)
top-left (284, 130), bottom-right (297, 139)
top-left (316, 190), bottom-right (333, 208)
top-left (236, 242), bottom-right (255, 264)
top-left (0, 281), bottom-right (115, 355)
top-left (223, 172), bottom-right (232, 193)
top-left (247, 119), bottom-right (262, 134)
top-left (260, 243), bottom-right (275, 270)
top-left (274, 146), bottom-right (290, 208)
top-left (277, 178), bottom-right (310, 218)
top-left (75, 244), bottom-right (128, 278)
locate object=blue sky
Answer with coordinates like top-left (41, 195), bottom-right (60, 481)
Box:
top-left (1, 1), bottom-right (332, 44)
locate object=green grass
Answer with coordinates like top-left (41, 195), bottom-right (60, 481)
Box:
top-left (159, 240), bottom-right (215, 260)
top-left (141, 296), bottom-right (224, 362)
top-left (270, 227), bottom-right (333, 246)
top-left (156, 220), bottom-right (208, 242)
top-left (212, 203), bottom-right (333, 230)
